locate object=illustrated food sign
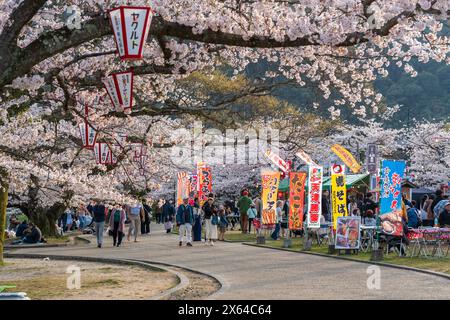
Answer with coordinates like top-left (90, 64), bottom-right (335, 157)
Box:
top-left (264, 150), bottom-right (290, 173)
top-left (366, 143), bottom-right (378, 174)
top-left (289, 172), bottom-right (307, 230)
top-left (379, 160), bottom-right (406, 236)
top-left (331, 164), bottom-right (348, 230)
top-left (330, 144), bottom-right (361, 174)
top-left (335, 216), bottom-right (361, 250)
top-left (109, 6), bottom-right (153, 60)
top-left (198, 167), bottom-right (212, 206)
top-left (176, 172), bottom-right (190, 207)
top-left (261, 171), bottom-right (280, 225)
top-left (103, 70), bottom-right (134, 113)
top-left (307, 165), bottom-right (323, 228)
top-left (295, 149), bottom-right (317, 166)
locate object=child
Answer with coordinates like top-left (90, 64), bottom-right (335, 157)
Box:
top-left (218, 208), bottom-right (229, 241)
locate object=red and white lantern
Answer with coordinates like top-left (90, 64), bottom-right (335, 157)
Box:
top-left (94, 142), bottom-right (112, 165)
top-left (78, 105), bottom-right (97, 149)
top-left (131, 143), bottom-right (147, 162)
top-left (103, 70), bottom-right (133, 113)
top-left (109, 6), bottom-right (153, 60)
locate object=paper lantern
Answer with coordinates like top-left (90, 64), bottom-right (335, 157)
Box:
top-left (109, 6), bottom-right (153, 60)
top-left (103, 70), bottom-right (133, 113)
top-left (94, 142), bottom-right (112, 165)
top-left (78, 122), bottom-right (97, 149)
top-left (132, 143), bottom-right (147, 161)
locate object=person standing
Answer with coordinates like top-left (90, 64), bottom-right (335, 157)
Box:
top-left (237, 190), bottom-right (252, 234)
top-left (93, 200), bottom-right (106, 248)
top-left (247, 203), bottom-right (257, 234)
top-left (321, 190), bottom-right (332, 222)
top-left (438, 202), bottom-right (450, 227)
top-left (176, 197), bottom-right (194, 246)
top-left (218, 207), bottom-right (229, 241)
top-left (162, 199), bottom-right (174, 226)
top-left (192, 198), bottom-right (202, 242)
top-left (141, 199), bottom-right (152, 235)
top-left (430, 189), bottom-right (444, 216)
top-left (202, 196), bottom-right (218, 246)
top-left (253, 196), bottom-right (262, 219)
top-left (156, 199), bottom-right (164, 224)
top-left (127, 202), bottom-right (142, 242)
top-left (271, 200), bottom-right (284, 240)
top-left (109, 204), bottom-right (126, 247)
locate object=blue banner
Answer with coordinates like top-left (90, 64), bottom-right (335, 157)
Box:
top-left (379, 160), bottom-right (406, 236)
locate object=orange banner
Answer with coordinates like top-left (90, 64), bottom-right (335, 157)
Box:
top-left (289, 172), bottom-right (307, 230)
top-left (331, 144), bottom-right (361, 174)
top-left (261, 171), bottom-right (280, 225)
top-left (198, 167), bottom-right (212, 206)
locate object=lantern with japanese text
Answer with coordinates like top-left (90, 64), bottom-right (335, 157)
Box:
top-left (103, 70), bottom-right (134, 113)
top-left (131, 143), bottom-right (147, 162)
top-left (109, 6), bottom-right (153, 60)
top-left (94, 142), bottom-right (112, 165)
top-left (78, 105), bottom-right (97, 149)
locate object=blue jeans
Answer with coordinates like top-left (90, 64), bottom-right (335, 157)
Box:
top-left (271, 223), bottom-right (281, 240)
top-left (95, 221), bottom-right (105, 245)
top-left (79, 216), bottom-right (86, 229)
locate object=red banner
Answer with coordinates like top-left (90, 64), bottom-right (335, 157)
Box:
top-left (198, 167), bottom-right (212, 206)
top-left (289, 172), bottom-right (307, 230)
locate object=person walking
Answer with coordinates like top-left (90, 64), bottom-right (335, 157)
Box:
top-left (192, 198), bottom-right (203, 241)
top-left (109, 204), bottom-right (126, 247)
top-left (93, 200), bottom-right (106, 248)
top-left (271, 200), bottom-right (284, 240)
top-left (202, 196), bottom-right (218, 246)
top-left (247, 203), bottom-right (257, 234)
top-left (162, 199), bottom-right (174, 226)
top-left (176, 197), bottom-right (194, 246)
top-left (127, 202), bottom-right (142, 242)
top-left (237, 190), bottom-right (252, 234)
top-left (141, 199), bottom-right (152, 235)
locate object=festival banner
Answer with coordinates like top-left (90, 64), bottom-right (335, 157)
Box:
top-left (189, 174), bottom-right (198, 195)
top-left (335, 216), bottom-right (361, 249)
top-left (264, 150), bottom-right (290, 173)
top-left (198, 167), bottom-right (212, 206)
top-left (331, 164), bottom-right (348, 230)
top-left (379, 160), bottom-right (406, 236)
top-left (366, 143), bottom-right (378, 174)
top-left (295, 149), bottom-right (317, 166)
top-left (306, 165), bottom-right (323, 228)
top-left (261, 171), bottom-right (280, 225)
top-left (330, 144), bottom-right (361, 173)
top-left (176, 172), bottom-right (189, 207)
top-left (288, 172), bottom-right (307, 230)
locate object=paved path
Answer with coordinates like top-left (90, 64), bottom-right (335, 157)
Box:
top-left (7, 225), bottom-right (450, 300)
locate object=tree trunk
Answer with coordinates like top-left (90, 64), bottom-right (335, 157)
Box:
top-left (25, 203), bottom-right (65, 237)
top-left (0, 168), bottom-right (8, 265)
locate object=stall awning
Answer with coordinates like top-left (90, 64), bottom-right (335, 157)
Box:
top-left (278, 173), bottom-right (370, 192)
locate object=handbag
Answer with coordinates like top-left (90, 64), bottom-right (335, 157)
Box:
top-left (211, 215), bottom-right (219, 226)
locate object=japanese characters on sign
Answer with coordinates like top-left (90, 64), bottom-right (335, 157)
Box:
top-left (176, 172), bottom-right (190, 207)
top-left (261, 171), bottom-right (280, 225)
top-left (330, 144), bottom-right (361, 174)
top-left (189, 174), bottom-right (198, 195)
top-left (94, 142), bottom-right (112, 165)
top-left (289, 172), bottom-right (307, 230)
top-left (295, 149), bottom-right (317, 166)
top-left (103, 70), bottom-right (134, 113)
top-left (79, 122), bottom-right (97, 149)
top-left (331, 164), bottom-right (348, 230)
top-left (379, 160), bottom-right (406, 236)
top-left (307, 165), bottom-right (323, 228)
top-left (366, 143), bottom-right (378, 174)
top-left (109, 6), bottom-right (153, 60)
top-left (198, 167), bottom-right (212, 206)
top-left (264, 150), bottom-right (290, 173)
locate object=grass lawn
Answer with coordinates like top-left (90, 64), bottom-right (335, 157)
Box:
top-left (253, 237), bottom-right (450, 275)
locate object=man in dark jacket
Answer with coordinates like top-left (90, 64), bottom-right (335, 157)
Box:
top-left (430, 189), bottom-right (444, 216)
top-left (362, 193), bottom-right (378, 217)
top-left (22, 223), bottom-right (42, 244)
top-left (321, 190), bottom-right (331, 222)
top-left (141, 199), bottom-right (152, 235)
top-left (162, 200), bottom-right (175, 224)
top-left (438, 202), bottom-right (450, 227)
top-left (92, 201), bottom-right (106, 248)
top-left (176, 197), bottom-right (194, 246)
top-left (15, 221), bottom-right (29, 238)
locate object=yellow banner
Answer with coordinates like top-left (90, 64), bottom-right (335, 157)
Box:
top-left (261, 171), bottom-right (280, 225)
top-left (331, 144), bottom-right (361, 173)
top-left (331, 164), bottom-right (348, 230)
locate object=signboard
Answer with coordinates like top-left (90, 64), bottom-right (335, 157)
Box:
top-left (306, 165), bottom-right (323, 229)
top-left (331, 164), bottom-right (348, 230)
top-left (331, 144), bottom-right (361, 173)
top-left (288, 172), bottom-right (307, 230)
top-left (198, 167), bottom-right (212, 206)
top-left (295, 149), bottom-right (317, 166)
top-left (379, 160), bottom-right (406, 236)
top-left (176, 172), bottom-right (190, 207)
top-left (366, 143), bottom-right (378, 174)
top-left (264, 150), bottom-right (290, 173)
top-left (261, 171), bottom-right (280, 225)
top-left (335, 216), bottom-right (361, 250)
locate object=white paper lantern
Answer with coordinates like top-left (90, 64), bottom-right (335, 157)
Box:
top-left (94, 142), bottom-right (111, 165)
top-left (78, 122), bottom-right (97, 149)
top-left (109, 6), bottom-right (153, 60)
top-left (103, 70), bottom-right (134, 113)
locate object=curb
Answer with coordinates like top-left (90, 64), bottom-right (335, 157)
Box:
top-left (4, 243), bottom-right (68, 250)
top-left (242, 242), bottom-right (450, 280)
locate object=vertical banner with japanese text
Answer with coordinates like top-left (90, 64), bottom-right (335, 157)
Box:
top-left (331, 164), bottom-right (348, 230)
top-left (198, 167), bottom-right (212, 206)
top-left (289, 172), bottom-right (307, 230)
top-left (307, 165), bottom-right (323, 228)
top-left (261, 171), bottom-right (280, 225)
top-left (176, 172), bottom-right (189, 207)
top-left (379, 160), bottom-right (406, 236)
